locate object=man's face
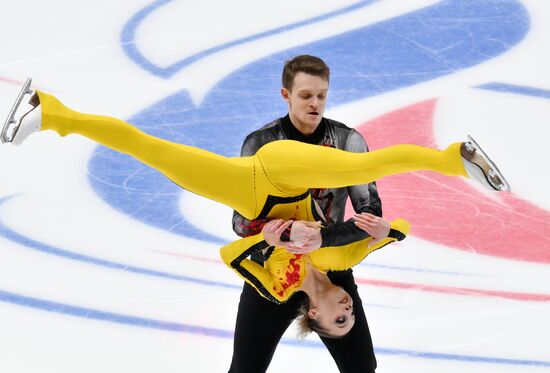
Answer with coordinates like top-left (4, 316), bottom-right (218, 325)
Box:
top-left (282, 72), bottom-right (328, 133)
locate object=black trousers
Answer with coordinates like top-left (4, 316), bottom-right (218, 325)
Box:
top-left (228, 270), bottom-right (377, 373)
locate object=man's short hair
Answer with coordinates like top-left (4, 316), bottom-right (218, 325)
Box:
top-left (282, 55), bottom-right (330, 91)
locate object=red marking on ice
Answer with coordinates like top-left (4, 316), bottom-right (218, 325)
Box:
top-left (151, 250), bottom-right (222, 264)
top-left (355, 277), bottom-right (550, 302)
top-left (0, 76), bottom-right (52, 93)
top-left (0, 76), bottom-right (25, 86)
top-left (348, 99), bottom-right (550, 263)
top-left (153, 249), bottom-right (550, 302)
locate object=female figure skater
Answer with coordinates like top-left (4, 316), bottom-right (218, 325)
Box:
top-left (2, 78), bottom-right (510, 337)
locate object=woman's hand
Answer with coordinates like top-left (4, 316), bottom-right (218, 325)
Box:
top-left (353, 213), bottom-right (390, 240)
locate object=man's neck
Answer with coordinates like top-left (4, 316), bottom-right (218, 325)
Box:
top-left (288, 115), bottom-right (318, 135)
top-left (282, 115), bottom-right (326, 145)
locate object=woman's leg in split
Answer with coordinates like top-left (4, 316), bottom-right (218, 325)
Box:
top-left (36, 91), bottom-right (258, 219)
top-left (256, 140), bottom-right (467, 192)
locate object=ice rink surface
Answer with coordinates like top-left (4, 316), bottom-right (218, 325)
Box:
top-left (1, 0), bottom-right (549, 371)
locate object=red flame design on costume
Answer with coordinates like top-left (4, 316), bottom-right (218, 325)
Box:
top-left (275, 255), bottom-right (302, 297)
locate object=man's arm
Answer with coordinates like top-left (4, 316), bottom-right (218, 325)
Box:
top-left (346, 130), bottom-right (382, 215)
top-left (317, 218), bottom-right (409, 270)
top-left (319, 130), bottom-right (383, 247)
top-left (232, 212), bottom-right (269, 238)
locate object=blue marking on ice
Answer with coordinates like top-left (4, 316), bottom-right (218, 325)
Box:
top-left (0, 196), bottom-right (238, 290)
top-left (0, 288), bottom-right (549, 367)
top-left (477, 82), bottom-right (550, 99)
top-left (120, 0), bottom-right (378, 78)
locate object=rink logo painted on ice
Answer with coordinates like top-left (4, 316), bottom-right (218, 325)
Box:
top-left (351, 99), bottom-right (550, 263)
top-left (87, 0), bottom-right (534, 265)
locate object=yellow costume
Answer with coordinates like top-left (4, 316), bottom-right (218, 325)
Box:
top-left (36, 91), bottom-right (467, 221)
top-left (220, 219), bottom-right (409, 303)
top-left (35, 91), bottom-right (468, 302)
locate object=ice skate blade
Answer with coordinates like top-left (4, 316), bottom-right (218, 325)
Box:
top-left (1, 77), bottom-right (35, 143)
top-left (462, 135), bottom-right (511, 192)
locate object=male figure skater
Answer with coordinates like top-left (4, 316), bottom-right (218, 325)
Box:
top-left (229, 55), bottom-right (382, 373)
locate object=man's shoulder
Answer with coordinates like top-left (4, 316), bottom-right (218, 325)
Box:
top-left (240, 118), bottom-right (286, 154)
top-left (324, 117), bottom-right (365, 144)
top-left (259, 117), bottom-right (283, 131)
top-left (245, 118), bottom-right (284, 141)
top-left (325, 117), bottom-right (354, 132)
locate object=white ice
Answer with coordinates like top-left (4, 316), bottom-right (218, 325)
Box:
top-left (0, 0), bottom-right (549, 372)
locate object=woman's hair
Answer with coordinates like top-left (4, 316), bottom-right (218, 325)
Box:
top-left (282, 55), bottom-right (330, 92)
top-left (296, 297), bottom-right (337, 339)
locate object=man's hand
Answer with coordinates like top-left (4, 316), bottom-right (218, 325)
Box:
top-left (262, 219), bottom-right (322, 254)
top-left (353, 213), bottom-right (390, 240)
top-left (262, 219), bottom-right (294, 247)
top-left (287, 220), bottom-right (322, 254)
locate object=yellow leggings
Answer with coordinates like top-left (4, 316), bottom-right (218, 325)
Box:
top-left (36, 91), bottom-right (467, 220)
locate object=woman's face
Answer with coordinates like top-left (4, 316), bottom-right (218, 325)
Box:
top-left (308, 287), bottom-right (355, 337)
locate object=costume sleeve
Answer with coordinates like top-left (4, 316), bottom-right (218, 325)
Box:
top-left (232, 211), bottom-right (269, 238)
top-left (314, 219), bottom-right (410, 271)
top-left (219, 234), bottom-right (287, 304)
top-left (320, 130), bottom-right (383, 247)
